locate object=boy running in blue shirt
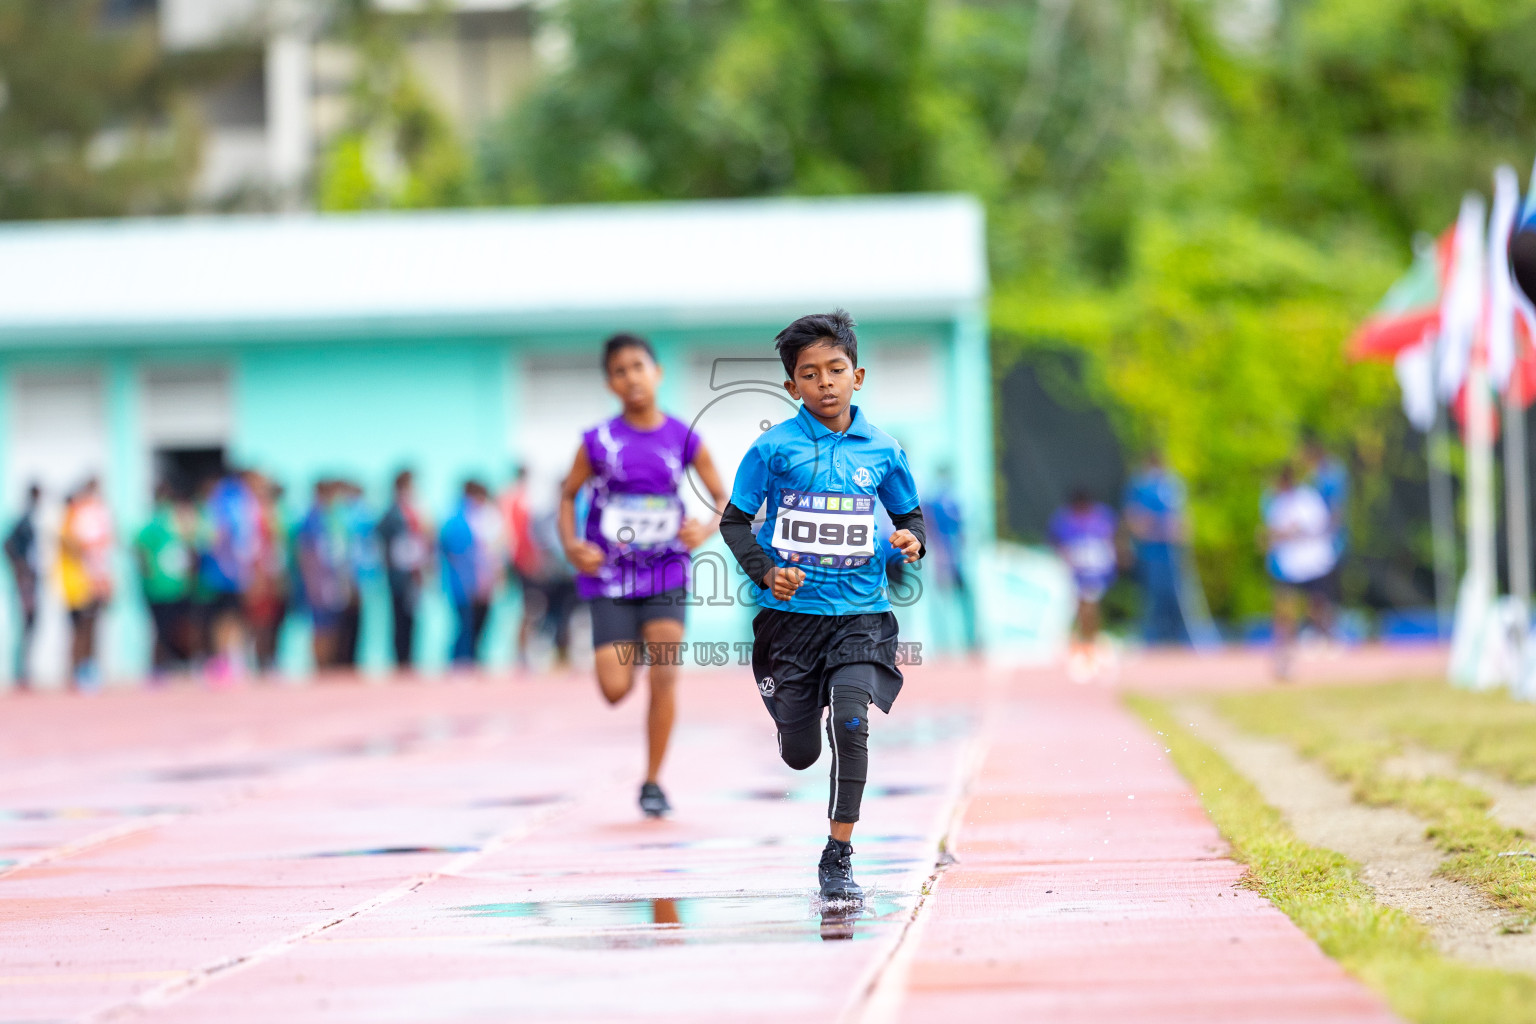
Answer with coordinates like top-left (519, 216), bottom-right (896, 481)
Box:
top-left (719, 310), bottom-right (926, 904)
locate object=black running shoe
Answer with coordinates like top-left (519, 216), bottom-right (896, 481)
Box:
top-left (818, 837), bottom-right (863, 904)
top-left (639, 781), bottom-right (671, 818)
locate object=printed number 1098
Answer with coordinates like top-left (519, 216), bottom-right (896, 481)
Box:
top-left (780, 517), bottom-right (870, 548)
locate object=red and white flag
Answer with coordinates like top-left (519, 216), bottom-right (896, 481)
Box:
top-left (1439, 193), bottom-right (1487, 402)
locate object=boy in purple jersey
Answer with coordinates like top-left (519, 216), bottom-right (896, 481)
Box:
top-left (558, 333), bottom-right (730, 818)
top-left (1048, 488), bottom-right (1117, 680)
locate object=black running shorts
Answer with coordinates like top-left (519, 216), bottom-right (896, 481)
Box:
top-left (751, 608), bottom-right (903, 726)
top-left (589, 587), bottom-right (687, 648)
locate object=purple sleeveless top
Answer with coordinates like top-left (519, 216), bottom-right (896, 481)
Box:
top-left (579, 413), bottom-right (700, 600)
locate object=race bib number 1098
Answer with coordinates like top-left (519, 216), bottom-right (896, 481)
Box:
top-left (774, 489), bottom-right (878, 568)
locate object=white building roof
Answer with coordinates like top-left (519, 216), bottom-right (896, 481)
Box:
top-left (0, 195), bottom-right (986, 346)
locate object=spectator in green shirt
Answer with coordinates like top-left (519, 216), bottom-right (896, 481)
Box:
top-left (136, 484), bottom-right (196, 679)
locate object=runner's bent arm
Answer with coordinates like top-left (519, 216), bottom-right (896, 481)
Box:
top-left (678, 442), bottom-right (730, 549)
top-left (558, 445), bottom-right (605, 576)
top-left (719, 504), bottom-right (775, 585)
top-left (889, 507), bottom-right (927, 563)
top-left (720, 440), bottom-right (802, 599)
top-left (878, 449), bottom-right (927, 564)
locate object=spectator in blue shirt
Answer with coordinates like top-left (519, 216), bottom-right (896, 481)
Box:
top-left (1123, 452), bottom-right (1191, 645)
top-left (1302, 435), bottom-right (1349, 562)
top-left (441, 480), bottom-right (502, 667)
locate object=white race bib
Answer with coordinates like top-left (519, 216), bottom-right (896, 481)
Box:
top-left (599, 493), bottom-right (682, 548)
top-left (390, 533), bottom-right (425, 571)
top-left (773, 489), bottom-right (878, 569)
top-left (1066, 537), bottom-right (1115, 575)
top-left (158, 545), bottom-right (192, 577)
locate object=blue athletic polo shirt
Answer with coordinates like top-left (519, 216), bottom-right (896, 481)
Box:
top-left (729, 404), bottom-right (920, 616)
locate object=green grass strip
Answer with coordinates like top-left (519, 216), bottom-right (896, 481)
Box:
top-left (1220, 680), bottom-right (1536, 785)
top-left (1128, 694), bottom-right (1536, 1024)
top-left (1216, 688), bottom-right (1536, 915)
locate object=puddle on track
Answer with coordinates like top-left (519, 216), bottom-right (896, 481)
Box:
top-left (0, 804), bottom-right (191, 822)
top-left (471, 794), bottom-right (569, 808)
top-left (153, 763), bottom-right (271, 782)
top-left (617, 834), bottom-right (925, 852)
top-left (306, 845), bottom-right (478, 858)
top-left (146, 715), bottom-right (494, 784)
top-left (449, 893), bottom-right (913, 947)
top-left (739, 783), bottom-right (941, 802)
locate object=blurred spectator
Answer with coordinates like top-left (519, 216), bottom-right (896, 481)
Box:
top-left (528, 507), bottom-right (578, 668)
top-left (441, 479), bottom-right (503, 668)
top-left (1049, 487), bottom-right (1117, 679)
top-left (503, 466), bottom-right (577, 669)
top-left (378, 469), bottom-right (430, 671)
top-left (135, 483), bottom-right (196, 680)
top-left (1302, 434), bottom-right (1349, 564)
top-left (58, 478), bottom-right (113, 690)
top-left (1123, 453), bottom-right (1191, 646)
top-left (335, 481), bottom-right (374, 669)
top-left (246, 473), bottom-right (291, 675)
top-left (296, 480), bottom-right (355, 672)
top-left (199, 471), bottom-right (258, 685)
top-left (502, 466), bottom-right (538, 667)
top-left (4, 483), bottom-right (42, 689)
top-left (1263, 463), bottom-right (1338, 680)
top-left (923, 465), bottom-right (976, 653)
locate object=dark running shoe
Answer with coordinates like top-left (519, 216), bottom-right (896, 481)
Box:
top-left (818, 837), bottom-right (863, 904)
top-left (639, 781), bottom-right (671, 818)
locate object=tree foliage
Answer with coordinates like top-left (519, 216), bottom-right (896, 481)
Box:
top-left (472, 0), bottom-right (1536, 616)
top-left (316, 0), bottom-right (474, 210)
top-left (0, 0), bottom-right (251, 219)
top-left (9, 0), bottom-right (1536, 616)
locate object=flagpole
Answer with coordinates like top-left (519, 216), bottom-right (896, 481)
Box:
top-left (1429, 411), bottom-right (1458, 636)
top-left (1504, 380), bottom-right (1531, 613)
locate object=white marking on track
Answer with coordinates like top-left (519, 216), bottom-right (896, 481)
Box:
top-left (84, 797), bottom-right (579, 1022)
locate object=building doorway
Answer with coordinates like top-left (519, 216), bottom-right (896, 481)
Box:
top-left (153, 446), bottom-right (227, 500)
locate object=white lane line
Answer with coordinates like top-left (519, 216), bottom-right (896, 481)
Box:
top-left (0, 815), bottom-right (181, 882)
top-left (85, 796), bottom-right (578, 1023)
top-left (845, 729), bottom-right (991, 1024)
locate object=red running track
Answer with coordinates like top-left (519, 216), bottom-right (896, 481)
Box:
top-left (0, 659), bottom-right (1400, 1022)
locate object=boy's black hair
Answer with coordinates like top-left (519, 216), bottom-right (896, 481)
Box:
top-left (774, 309), bottom-right (857, 378)
top-left (602, 332), bottom-right (657, 373)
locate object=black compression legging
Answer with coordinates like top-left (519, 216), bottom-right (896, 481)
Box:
top-left (777, 684), bottom-right (871, 824)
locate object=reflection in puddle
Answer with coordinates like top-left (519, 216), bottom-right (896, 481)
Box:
top-left (147, 716), bottom-right (492, 784)
top-left (0, 804), bottom-right (189, 822)
top-left (742, 783), bottom-right (940, 802)
top-left (650, 898), bottom-right (681, 926)
top-left (308, 845), bottom-right (477, 858)
top-left (452, 893), bottom-right (909, 948)
top-left (820, 908), bottom-right (860, 941)
top-left (868, 783), bottom-right (942, 798)
top-left (154, 763), bottom-right (270, 782)
top-left (871, 713), bottom-right (975, 751)
top-left (622, 834), bottom-right (923, 852)
top-left (472, 794), bottom-right (568, 808)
